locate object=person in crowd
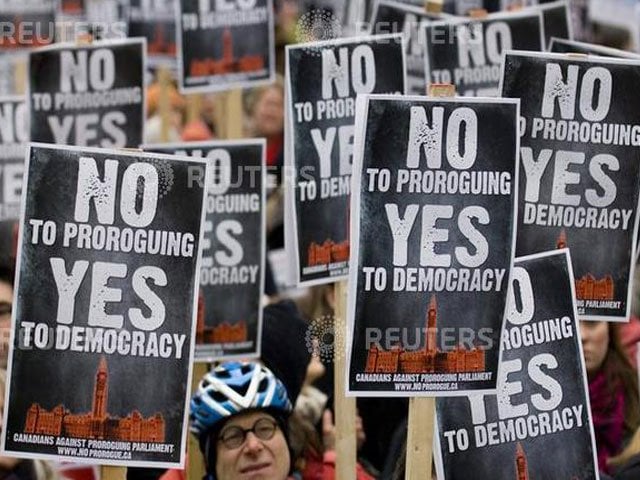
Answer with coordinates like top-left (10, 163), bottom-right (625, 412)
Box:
top-left (260, 299), bottom-right (373, 479)
top-left (607, 427), bottom-right (640, 479)
top-left (0, 266), bottom-right (13, 369)
top-left (144, 78), bottom-right (185, 143)
top-left (580, 321), bottom-right (640, 474)
top-left (0, 370), bottom-right (60, 480)
top-left (245, 78), bottom-right (284, 169)
top-left (191, 361), bottom-right (294, 480)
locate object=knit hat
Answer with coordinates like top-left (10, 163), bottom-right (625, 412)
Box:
top-left (261, 300), bottom-right (311, 404)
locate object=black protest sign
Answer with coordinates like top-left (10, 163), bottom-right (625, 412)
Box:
top-left (0, 0), bottom-right (55, 50)
top-left (435, 250), bottom-right (598, 480)
top-left (178, 0), bottom-right (274, 93)
top-left (536, 1), bottom-right (572, 46)
top-left (144, 140), bottom-right (265, 360)
top-left (128, 0), bottom-right (176, 65)
top-left (347, 95), bottom-right (519, 395)
top-left (285, 34), bottom-right (406, 287)
top-left (549, 37), bottom-right (640, 58)
top-left (369, 0), bottom-right (446, 95)
top-left (29, 39), bottom-right (145, 148)
top-left (423, 11), bottom-right (544, 97)
top-left (1, 144), bottom-right (208, 467)
top-left (501, 51), bottom-right (640, 321)
top-left (0, 96), bottom-right (26, 267)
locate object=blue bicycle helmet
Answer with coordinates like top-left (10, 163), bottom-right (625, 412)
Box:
top-left (190, 360), bottom-right (292, 438)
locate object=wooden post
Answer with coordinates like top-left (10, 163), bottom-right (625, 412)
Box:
top-left (157, 67), bottom-right (172, 143)
top-left (186, 94), bottom-right (203, 124)
top-left (405, 82), bottom-right (458, 480)
top-left (334, 280), bottom-right (356, 480)
top-left (424, 0), bottom-right (444, 14)
top-left (187, 362), bottom-right (208, 480)
top-left (406, 397), bottom-right (436, 479)
top-left (100, 466), bottom-right (127, 480)
top-left (13, 58), bottom-right (27, 95)
top-left (224, 89), bottom-right (244, 139)
top-left (467, 8), bottom-right (488, 18)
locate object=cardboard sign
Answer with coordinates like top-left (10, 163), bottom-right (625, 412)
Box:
top-left (347, 95), bottom-right (519, 395)
top-left (435, 250), bottom-right (599, 480)
top-left (144, 140), bottom-right (265, 361)
top-left (532, 1), bottom-right (572, 46)
top-left (0, 96), bottom-right (26, 267)
top-left (368, 0), bottom-right (447, 95)
top-left (29, 39), bottom-right (145, 148)
top-left (84, 0), bottom-right (129, 40)
top-left (501, 51), bottom-right (640, 321)
top-left (1, 143), bottom-right (209, 467)
top-left (549, 37), bottom-right (640, 58)
top-left (0, 0), bottom-right (56, 50)
top-left (284, 34), bottom-right (406, 287)
top-left (177, 0), bottom-right (274, 93)
top-left (128, 0), bottom-right (176, 66)
top-left (423, 10), bottom-right (544, 97)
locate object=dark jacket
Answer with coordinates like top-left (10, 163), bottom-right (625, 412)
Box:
top-left (613, 454), bottom-right (640, 480)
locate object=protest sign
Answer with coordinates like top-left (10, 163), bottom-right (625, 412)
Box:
top-left (435, 250), bottom-right (599, 480)
top-left (501, 51), bottom-right (640, 321)
top-left (1, 143), bottom-right (209, 467)
top-left (144, 140), bottom-right (265, 360)
top-left (368, 0), bottom-right (447, 95)
top-left (177, 0), bottom-right (274, 93)
top-left (549, 37), bottom-right (640, 58)
top-left (84, 0), bottom-right (129, 40)
top-left (423, 10), bottom-right (544, 96)
top-left (536, 1), bottom-right (572, 45)
top-left (284, 34), bottom-right (406, 287)
top-left (347, 95), bottom-right (519, 395)
top-left (29, 38), bottom-right (145, 148)
top-left (0, 0), bottom-right (56, 50)
top-left (128, 0), bottom-right (176, 66)
top-left (0, 96), bottom-right (27, 267)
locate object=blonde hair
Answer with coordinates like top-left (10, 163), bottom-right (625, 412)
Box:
top-left (610, 426), bottom-right (640, 468)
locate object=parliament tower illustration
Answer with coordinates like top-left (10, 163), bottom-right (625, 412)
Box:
top-left (24, 357), bottom-right (165, 442)
top-left (364, 295), bottom-right (486, 374)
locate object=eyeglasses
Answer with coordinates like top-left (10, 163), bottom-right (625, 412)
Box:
top-left (218, 417), bottom-right (279, 450)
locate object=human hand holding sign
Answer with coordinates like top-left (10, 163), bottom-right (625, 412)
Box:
top-left (322, 408), bottom-right (366, 452)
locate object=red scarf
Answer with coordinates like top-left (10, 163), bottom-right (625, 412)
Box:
top-left (589, 369), bottom-right (625, 473)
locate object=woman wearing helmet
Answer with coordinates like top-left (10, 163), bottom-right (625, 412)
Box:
top-left (190, 360), bottom-right (294, 480)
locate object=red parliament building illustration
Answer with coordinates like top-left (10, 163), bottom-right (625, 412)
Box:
top-left (24, 357), bottom-right (165, 442)
top-left (555, 230), bottom-right (614, 301)
top-left (189, 28), bottom-right (264, 77)
top-left (364, 295), bottom-right (486, 374)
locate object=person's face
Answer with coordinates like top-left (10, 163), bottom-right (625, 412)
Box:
top-left (0, 280), bottom-right (13, 369)
top-left (215, 411), bottom-right (290, 480)
top-left (253, 87), bottom-right (284, 137)
top-left (579, 321), bottom-right (609, 376)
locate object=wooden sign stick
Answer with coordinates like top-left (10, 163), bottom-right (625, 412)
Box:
top-left (157, 67), bottom-right (172, 143)
top-left (405, 83), bottom-right (458, 480)
top-left (334, 279), bottom-right (356, 479)
top-left (101, 466), bottom-right (127, 480)
top-left (13, 58), bottom-right (27, 95)
top-left (186, 94), bottom-right (203, 124)
top-left (224, 88), bottom-right (244, 139)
